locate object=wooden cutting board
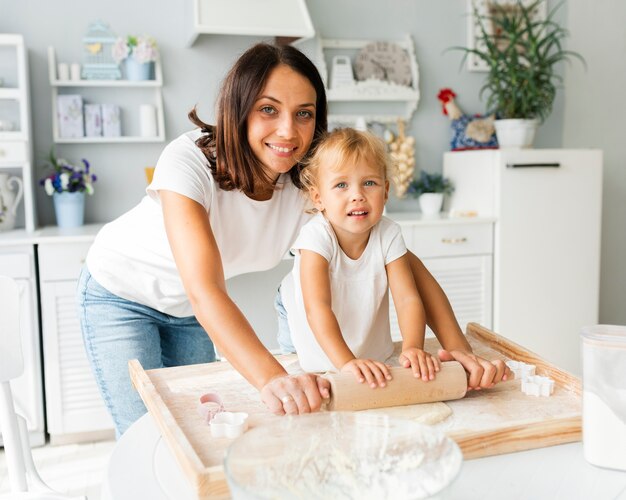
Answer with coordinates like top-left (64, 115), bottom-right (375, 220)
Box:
top-left (129, 323), bottom-right (581, 499)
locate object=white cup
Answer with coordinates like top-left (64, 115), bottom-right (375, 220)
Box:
top-left (70, 63), bottom-right (81, 81)
top-left (57, 63), bottom-right (70, 81)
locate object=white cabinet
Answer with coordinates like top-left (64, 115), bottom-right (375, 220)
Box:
top-left (39, 238), bottom-right (114, 442)
top-left (388, 215), bottom-right (494, 341)
top-left (0, 244), bottom-right (44, 446)
top-left (0, 34), bottom-right (36, 231)
top-left (47, 47), bottom-right (165, 143)
top-left (444, 149), bottom-right (603, 374)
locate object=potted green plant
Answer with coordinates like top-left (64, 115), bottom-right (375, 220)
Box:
top-left (407, 171), bottom-right (454, 216)
top-left (453, 0), bottom-right (584, 147)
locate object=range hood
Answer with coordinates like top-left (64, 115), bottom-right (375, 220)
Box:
top-left (187, 0), bottom-right (315, 46)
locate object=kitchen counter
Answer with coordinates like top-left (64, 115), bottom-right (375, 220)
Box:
top-left (0, 223), bottom-right (104, 246)
top-left (103, 413), bottom-right (626, 500)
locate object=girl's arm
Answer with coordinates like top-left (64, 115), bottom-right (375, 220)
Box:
top-left (405, 250), bottom-right (510, 388)
top-left (387, 254), bottom-right (439, 380)
top-left (160, 191), bottom-right (329, 414)
top-left (300, 249), bottom-right (389, 387)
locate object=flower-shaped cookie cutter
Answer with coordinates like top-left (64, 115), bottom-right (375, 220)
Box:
top-left (521, 375), bottom-right (555, 397)
top-left (197, 392), bottom-right (249, 438)
top-left (209, 412), bottom-right (249, 438)
top-left (505, 360), bottom-right (536, 380)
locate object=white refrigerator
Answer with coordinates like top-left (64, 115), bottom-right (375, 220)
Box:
top-left (443, 149), bottom-right (603, 374)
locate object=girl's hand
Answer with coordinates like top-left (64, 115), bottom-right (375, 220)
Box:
top-left (341, 358), bottom-right (392, 388)
top-left (438, 348), bottom-right (510, 390)
top-left (399, 348), bottom-right (440, 381)
top-left (260, 373), bottom-right (330, 416)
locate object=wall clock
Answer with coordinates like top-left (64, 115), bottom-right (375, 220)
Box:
top-left (354, 41), bottom-right (412, 86)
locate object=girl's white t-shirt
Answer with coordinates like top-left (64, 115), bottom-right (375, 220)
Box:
top-left (86, 129), bottom-right (311, 317)
top-left (281, 213), bottom-right (407, 372)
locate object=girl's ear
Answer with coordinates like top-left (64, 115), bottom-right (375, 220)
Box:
top-left (384, 179), bottom-right (390, 203)
top-left (309, 186), bottom-right (324, 212)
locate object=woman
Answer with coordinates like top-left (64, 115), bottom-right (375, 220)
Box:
top-left (78, 42), bottom-right (507, 437)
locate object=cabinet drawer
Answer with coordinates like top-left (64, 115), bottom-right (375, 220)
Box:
top-left (407, 223), bottom-right (493, 258)
top-left (0, 252), bottom-right (32, 278)
top-left (0, 142), bottom-right (26, 163)
top-left (38, 242), bottom-right (91, 281)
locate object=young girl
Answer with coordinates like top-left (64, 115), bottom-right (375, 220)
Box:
top-left (280, 128), bottom-right (440, 387)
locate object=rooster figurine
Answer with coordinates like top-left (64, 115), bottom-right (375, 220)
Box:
top-left (437, 88), bottom-right (498, 151)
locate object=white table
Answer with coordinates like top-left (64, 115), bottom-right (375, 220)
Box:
top-left (103, 413), bottom-right (626, 500)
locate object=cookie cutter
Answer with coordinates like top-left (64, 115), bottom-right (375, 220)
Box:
top-left (197, 393), bottom-right (225, 423)
top-left (210, 412), bottom-right (249, 438)
top-left (521, 375), bottom-right (555, 397)
top-left (197, 393), bottom-right (249, 438)
top-left (505, 360), bottom-right (536, 380)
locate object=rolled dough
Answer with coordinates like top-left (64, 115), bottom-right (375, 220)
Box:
top-left (360, 402), bottom-right (452, 425)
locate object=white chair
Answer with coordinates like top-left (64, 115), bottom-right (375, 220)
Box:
top-left (0, 275), bottom-right (85, 500)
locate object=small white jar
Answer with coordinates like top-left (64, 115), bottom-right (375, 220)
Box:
top-left (581, 325), bottom-right (626, 471)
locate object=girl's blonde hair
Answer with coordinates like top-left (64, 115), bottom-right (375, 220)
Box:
top-left (300, 128), bottom-right (391, 192)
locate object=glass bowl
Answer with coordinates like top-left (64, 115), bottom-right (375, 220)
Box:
top-left (224, 411), bottom-right (462, 499)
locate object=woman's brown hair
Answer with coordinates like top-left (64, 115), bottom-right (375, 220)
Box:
top-left (188, 43), bottom-right (327, 195)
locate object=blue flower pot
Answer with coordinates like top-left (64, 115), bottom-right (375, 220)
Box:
top-left (125, 58), bottom-right (154, 81)
top-left (53, 191), bottom-right (85, 228)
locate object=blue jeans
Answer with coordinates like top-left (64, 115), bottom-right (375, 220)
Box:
top-left (76, 267), bottom-right (216, 437)
top-left (274, 286), bottom-right (296, 354)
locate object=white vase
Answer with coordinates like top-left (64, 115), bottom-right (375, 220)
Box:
top-left (494, 119), bottom-right (539, 148)
top-left (418, 193), bottom-right (444, 216)
top-left (0, 173), bottom-right (24, 231)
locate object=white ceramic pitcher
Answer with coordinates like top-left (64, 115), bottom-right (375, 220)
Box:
top-left (0, 173), bottom-right (24, 231)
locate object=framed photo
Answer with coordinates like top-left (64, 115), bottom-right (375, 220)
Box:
top-left (466, 0), bottom-right (547, 72)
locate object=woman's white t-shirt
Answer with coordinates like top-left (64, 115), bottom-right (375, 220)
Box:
top-left (281, 213), bottom-right (407, 372)
top-left (86, 129), bottom-right (311, 317)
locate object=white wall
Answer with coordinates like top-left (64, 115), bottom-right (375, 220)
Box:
top-left (563, 1), bottom-right (626, 325)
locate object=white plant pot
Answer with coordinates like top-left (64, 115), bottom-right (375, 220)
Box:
top-left (418, 193), bottom-right (444, 216)
top-left (494, 119), bottom-right (539, 149)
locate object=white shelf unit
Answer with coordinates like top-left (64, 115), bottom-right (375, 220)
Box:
top-left (0, 34), bottom-right (36, 232)
top-left (316, 35), bottom-right (420, 126)
top-left (47, 46), bottom-right (165, 143)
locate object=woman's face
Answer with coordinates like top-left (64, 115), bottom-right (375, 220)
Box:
top-left (247, 64), bottom-right (317, 182)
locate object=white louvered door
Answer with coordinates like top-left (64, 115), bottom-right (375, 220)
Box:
top-left (39, 241), bottom-right (113, 441)
top-left (41, 281), bottom-right (113, 437)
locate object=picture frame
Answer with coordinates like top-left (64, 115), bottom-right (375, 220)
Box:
top-left (466, 0), bottom-right (547, 72)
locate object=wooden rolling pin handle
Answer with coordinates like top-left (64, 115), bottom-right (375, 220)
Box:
top-left (321, 361), bottom-right (467, 411)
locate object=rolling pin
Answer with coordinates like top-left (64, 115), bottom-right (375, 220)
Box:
top-left (321, 361), bottom-right (467, 411)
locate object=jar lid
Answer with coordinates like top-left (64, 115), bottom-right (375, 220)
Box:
top-left (580, 325), bottom-right (626, 344)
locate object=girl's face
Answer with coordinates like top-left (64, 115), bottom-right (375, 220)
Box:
top-left (247, 64), bottom-right (317, 183)
top-left (310, 158), bottom-right (389, 240)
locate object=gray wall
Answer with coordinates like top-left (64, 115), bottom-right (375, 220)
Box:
top-left (562, 1), bottom-right (626, 326)
top-left (5, 0), bottom-right (621, 328)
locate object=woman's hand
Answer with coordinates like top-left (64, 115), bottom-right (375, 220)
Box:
top-left (438, 348), bottom-right (510, 390)
top-left (261, 373), bottom-right (331, 416)
top-left (340, 358), bottom-right (392, 388)
top-left (399, 347), bottom-right (440, 381)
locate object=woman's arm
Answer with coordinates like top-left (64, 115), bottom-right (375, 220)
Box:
top-left (300, 249), bottom-right (389, 387)
top-left (405, 250), bottom-right (509, 388)
top-left (160, 191), bottom-right (329, 414)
